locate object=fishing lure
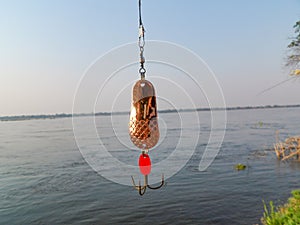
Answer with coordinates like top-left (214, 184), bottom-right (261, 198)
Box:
top-left (129, 79), bottom-right (159, 150)
top-left (129, 0), bottom-right (164, 196)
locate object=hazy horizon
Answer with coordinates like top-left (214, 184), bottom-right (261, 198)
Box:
top-left (1, 103), bottom-right (300, 118)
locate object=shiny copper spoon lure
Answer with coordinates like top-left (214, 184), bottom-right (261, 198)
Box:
top-left (129, 78), bottom-right (159, 150)
top-left (129, 0), bottom-right (163, 196)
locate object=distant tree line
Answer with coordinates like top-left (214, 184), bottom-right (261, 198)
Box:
top-left (1, 105), bottom-right (300, 122)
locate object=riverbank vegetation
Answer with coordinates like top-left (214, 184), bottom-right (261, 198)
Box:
top-left (261, 190), bottom-right (300, 225)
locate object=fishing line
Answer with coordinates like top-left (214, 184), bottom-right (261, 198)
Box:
top-left (256, 76), bottom-right (295, 96)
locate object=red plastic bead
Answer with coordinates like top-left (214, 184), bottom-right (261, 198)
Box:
top-left (139, 153), bottom-right (151, 175)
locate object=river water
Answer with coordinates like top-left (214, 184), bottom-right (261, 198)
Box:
top-left (1, 108), bottom-right (300, 224)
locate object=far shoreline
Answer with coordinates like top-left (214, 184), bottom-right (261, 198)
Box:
top-left (1, 104), bottom-right (300, 122)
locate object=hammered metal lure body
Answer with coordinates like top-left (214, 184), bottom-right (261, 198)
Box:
top-left (129, 79), bottom-right (159, 150)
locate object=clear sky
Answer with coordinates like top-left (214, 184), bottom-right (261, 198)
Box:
top-left (0, 0), bottom-right (299, 116)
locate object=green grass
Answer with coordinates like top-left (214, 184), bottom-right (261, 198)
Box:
top-left (261, 190), bottom-right (300, 225)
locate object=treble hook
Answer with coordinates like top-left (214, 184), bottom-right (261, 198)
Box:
top-left (131, 174), bottom-right (164, 196)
